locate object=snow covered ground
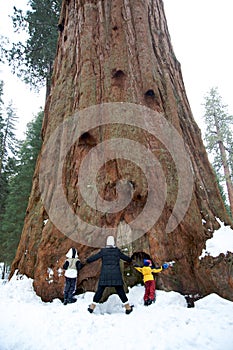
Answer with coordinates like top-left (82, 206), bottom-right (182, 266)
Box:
top-left (200, 219), bottom-right (233, 258)
top-left (0, 219), bottom-right (233, 350)
top-left (0, 274), bottom-right (233, 350)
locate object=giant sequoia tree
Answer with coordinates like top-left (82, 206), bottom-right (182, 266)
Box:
top-left (11, 0), bottom-right (233, 302)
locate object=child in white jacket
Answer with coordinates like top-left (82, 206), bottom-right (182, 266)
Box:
top-left (63, 248), bottom-right (83, 305)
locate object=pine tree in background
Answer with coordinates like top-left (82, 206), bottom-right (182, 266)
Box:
top-left (0, 80), bottom-right (3, 104)
top-left (0, 82), bottom-right (18, 219)
top-left (214, 170), bottom-right (231, 217)
top-left (203, 87), bottom-right (233, 217)
top-left (2, 0), bottom-right (62, 97)
top-left (0, 80), bottom-right (5, 176)
top-left (230, 144), bottom-right (233, 181)
top-left (0, 111), bottom-right (43, 269)
top-left (0, 83), bottom-right (19, 277)
top-left (0, 80), bottom-right (7, 222)
top-left (0, 101), bottom-right (18, 174)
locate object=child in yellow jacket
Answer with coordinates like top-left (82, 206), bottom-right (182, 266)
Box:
top-left (134, 259), bottom-right (168, 305)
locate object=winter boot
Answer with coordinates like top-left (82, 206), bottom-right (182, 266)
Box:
top-left (88, 303), bottom-right (96, 313)
top-left (63, 299), bottom-right (68, 305)
top-left (67, 298), bottom-right (77, 304)
top-left (124, 303), bottom-right (134, 314)
top-left (144, 300), bottom-right (149, 306)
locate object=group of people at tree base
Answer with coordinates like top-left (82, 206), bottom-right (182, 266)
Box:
top-left (63, 236), bottom-right (170, 314)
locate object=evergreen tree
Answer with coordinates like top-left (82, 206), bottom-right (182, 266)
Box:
top-left (0, 101), bottom-right (18, 176)
top-left (229, 144), bottom-right (233, 181)
top-left (0, 80), bottom-right (3, 104)
top-left (0, 83), bottom-right (18, 222)
top-left (0, 80), bottom-right (5, 174)
top-left (203, 87), bottom-right (233, 217)
top-left (214, 171), bottom-right (231, 217)
top-left (0, 111), bottom-right (43, 266)
top-left (0, 157), bottom-right (17, 222)
top-left (0, 84), bottom-right (19, 274)
top-left (3, 0), bottom-right (62, 96)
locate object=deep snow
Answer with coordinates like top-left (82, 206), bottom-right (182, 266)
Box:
top-left (0, 275), bottom-right (233, 350)
top-left (200, 219), bottom-right (233, 258)
top-left (0, 219), bottom-right (233, 350)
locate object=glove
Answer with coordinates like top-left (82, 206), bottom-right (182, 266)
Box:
top-left (162, 263), bottom-right (169, 270)
top-left (133, 263), bottom-right (140, 267)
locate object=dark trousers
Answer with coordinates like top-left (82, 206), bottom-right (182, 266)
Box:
top-left (144, 279), bottom-right (156, 301)
top-left (93, 285), bottom-right (128, 303)
top-left (64, 277), bottom-right (76, 301)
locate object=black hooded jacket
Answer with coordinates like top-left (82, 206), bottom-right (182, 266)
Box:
top-left (87, 247), bottom-right (131, 286)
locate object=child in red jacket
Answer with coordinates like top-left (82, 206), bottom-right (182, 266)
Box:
top-left (134, 259), bottom-right (169, 305)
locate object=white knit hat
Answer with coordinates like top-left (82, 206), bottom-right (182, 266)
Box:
top-left (66, 248), bottom-right (78, 258)
top-left (106, 236), bottom-right (115, 247)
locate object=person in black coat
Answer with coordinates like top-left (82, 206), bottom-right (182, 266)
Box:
top-left (87, 236), bottom-right (133, 314)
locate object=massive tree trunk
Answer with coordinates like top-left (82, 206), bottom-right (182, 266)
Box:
top-left (11, 0), bottom-right (233, 302)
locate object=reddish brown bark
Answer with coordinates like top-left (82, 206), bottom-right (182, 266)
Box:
top-left (10, 0), bottom-right (233, 302)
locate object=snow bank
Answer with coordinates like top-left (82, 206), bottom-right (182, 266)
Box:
top-left (0, 274), bottom-right (233, 350)
top-left (200, 219), bottom-right (233, 259)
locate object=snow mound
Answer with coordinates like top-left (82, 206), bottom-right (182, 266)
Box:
top-left (200, 219), bottom-right (233, 258)
top-left (0, 274), bottom-right (233, 350)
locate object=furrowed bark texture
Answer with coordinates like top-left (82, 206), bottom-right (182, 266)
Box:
top-left (11, 0), bottom-right (233, 302)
